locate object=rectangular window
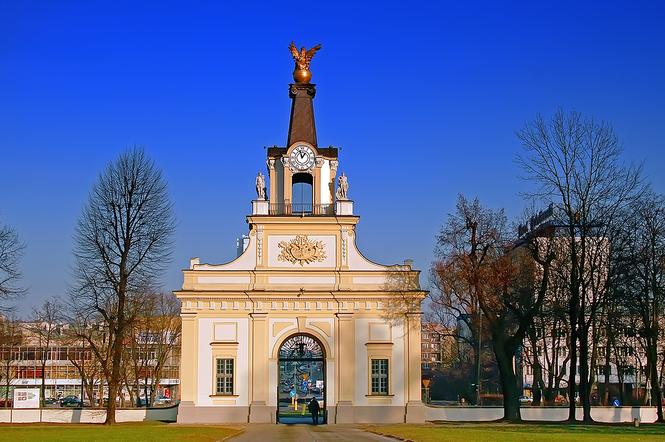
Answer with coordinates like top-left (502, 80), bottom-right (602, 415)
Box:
top-left (215, 358), bottom-right (234, 395)
top-left (371, 359), bottom-right (389, 395)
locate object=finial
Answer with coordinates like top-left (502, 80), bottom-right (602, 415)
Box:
top-left (289, 41), bottom-right (322, 84)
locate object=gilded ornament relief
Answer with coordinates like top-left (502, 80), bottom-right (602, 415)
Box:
top-left (277, 235), bottom-right (327, 266)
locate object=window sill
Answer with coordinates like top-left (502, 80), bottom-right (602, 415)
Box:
top-left (365, 394), bottom-right (394, 397)
top-left (209, 394), bottom-right (239, 398)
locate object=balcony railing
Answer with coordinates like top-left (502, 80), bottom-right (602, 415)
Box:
top-left (269, 202), bottom-right (334, 216)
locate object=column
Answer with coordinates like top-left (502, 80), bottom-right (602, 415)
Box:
top-left (267, 159), bottom-right (276, 204)
top-left (249, 312), bottom-right (273, 422)
top-left (283, 167), bottom-right (292, 213)
top-left (335, 312), bottom-right (355, 423)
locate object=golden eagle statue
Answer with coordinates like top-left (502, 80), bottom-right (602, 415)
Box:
top-left (289, 41), bottom-right (322, 83)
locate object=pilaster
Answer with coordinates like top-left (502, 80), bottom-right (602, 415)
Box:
top-left (335, 312), bottom-right (355, 423)
top-left (405, 312), bottom-right (426, 423)
top-left (179, 313), bottom-right (198, 403)
top-left (249, 312), bottom-right (273, 422)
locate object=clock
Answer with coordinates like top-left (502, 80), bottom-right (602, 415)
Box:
top-left (289, 145), bottom-right (316, 170)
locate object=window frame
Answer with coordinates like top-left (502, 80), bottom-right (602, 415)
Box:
top-left (370, 358), bottom-right (389, 395)
top-left (214, 357), bottom-right (235, 396)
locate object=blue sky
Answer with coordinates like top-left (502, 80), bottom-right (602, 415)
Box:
top-left (1, 1), bottom-right (664, 312)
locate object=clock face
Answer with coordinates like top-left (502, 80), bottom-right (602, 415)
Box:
top-left (290, 145), bottom-right (316, 170)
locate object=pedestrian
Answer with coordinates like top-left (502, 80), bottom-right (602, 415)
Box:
top-left (307, 397), bottom-right (320, 425)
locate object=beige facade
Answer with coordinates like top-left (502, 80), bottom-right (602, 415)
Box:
top-left (175, 65), bottom-right (426, 424)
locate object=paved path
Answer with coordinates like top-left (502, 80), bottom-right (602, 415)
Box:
top-left (228, 424), bottom-right (395, 441)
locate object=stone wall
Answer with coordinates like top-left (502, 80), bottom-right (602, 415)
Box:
top-left (0, 406), bottom-right (177, 423)
top-left (425, 405), bottom-right (658, 423)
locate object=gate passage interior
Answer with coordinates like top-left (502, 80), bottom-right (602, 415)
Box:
top-left (277, 334), bottom-right (326, 424)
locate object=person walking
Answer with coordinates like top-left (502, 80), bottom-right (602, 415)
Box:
top-left (307, 397), bottom-right (321, 425)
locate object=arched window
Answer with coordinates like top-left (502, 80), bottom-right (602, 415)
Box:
top-left (292, 173), bottom-right (313, 214)
top-left (278, 334), bottom-right (325, 360)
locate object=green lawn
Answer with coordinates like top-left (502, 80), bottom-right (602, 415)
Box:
top-left (365, 423), bottom-right (665, 442)
top-left (0, 422), bottom-right (242, 442)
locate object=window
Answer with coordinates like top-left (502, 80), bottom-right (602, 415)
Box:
top-left (139, 349), bottom-right (157, 361)
top-left (371, 359), bottom-right (389, 395)
top-left (215, 358), bottom-right (234, 395)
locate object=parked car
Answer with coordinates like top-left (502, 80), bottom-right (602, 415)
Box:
top-left (60, 395), bottom-right (82, 407)
top-left (43, 397), bottom-right (58, 405)
top-left (519, 396), bottom-right (533, 405)
top-left (554, 394), bottom-right (568, 405)
top-left (154, 396), bottom-right (172, 405)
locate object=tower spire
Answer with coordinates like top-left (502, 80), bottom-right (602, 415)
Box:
top-left (287, 42), bottom-right (322, 147)
top-left (287, 83), bottom-right (317, 147)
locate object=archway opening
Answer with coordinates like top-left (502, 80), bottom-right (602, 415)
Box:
top-left (277, 333), bottom-right (326, 424)
top-left (291, 173), bottom-right (313, 214)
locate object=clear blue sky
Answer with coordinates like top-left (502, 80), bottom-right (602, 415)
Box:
top-left (1, 1), bottom-right (664, 312)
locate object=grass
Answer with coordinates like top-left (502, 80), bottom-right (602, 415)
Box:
top-left (0, 421), bottom-right (243, 442)
top-left (364, 423), bottom-right (665, 441)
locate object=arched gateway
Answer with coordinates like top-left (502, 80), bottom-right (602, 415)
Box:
top-left (277, 334), bottom-right (326, 423)
top-left (175, 44), bottom-right (427, 424)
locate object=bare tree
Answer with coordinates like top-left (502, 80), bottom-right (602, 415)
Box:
top-left (65, 317), bottom-right (109, 408)
top-left (0, 221), bottom-right (24, 312)
top-left (27, 297), bottom-right (62, 406)
top-left (526, 281), bottom-right (570, 406)
top-left (123, 292), bottom-right (181, 407)
top-left (431, 195), bottom-right (555, 421)
top-left (613, 192), bottom-right (665, 421)
top-left (144, 292), bottom-right (181, 406)
top-left (71, 147), bottom-right (175, 424)
top-left (517, 109), bottom-right (642, 422)
top-left (0, 315), bottom-right (22, 407)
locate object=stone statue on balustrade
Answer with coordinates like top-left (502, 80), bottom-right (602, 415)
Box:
top-left (336, 172), bottom-right (349, 200)
top-left (255, 172), bottom-right (266, 200)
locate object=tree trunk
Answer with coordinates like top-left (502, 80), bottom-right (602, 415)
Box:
top-left (105, 327), bottom-right (124, 423)
top-left (41, 359), bottom-right (47, 407)
top-left (532, 363), bottom-right (543, 406)
top-left (578, 323), bottom-right (593, 423)
top-left (647, 340), bottom-right (664, 422)
top-left (567, 310), bottom-right (578, 421)
top-left (4, 363), bottom-right (10, 408)
top-left (493, 338), bottom-right (521, 422)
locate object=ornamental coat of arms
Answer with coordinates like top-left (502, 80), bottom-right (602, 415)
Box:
top-left (277, 235), bottom-right (327, 266)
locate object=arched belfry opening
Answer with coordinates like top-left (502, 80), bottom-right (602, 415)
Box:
top-left (292, 173), bottom-right (313, 214)
top-left (277, 333), bottom-right (326, 424)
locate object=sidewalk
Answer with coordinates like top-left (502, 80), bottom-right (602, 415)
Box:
top-left (228, 423), bottom-right (394, 441)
